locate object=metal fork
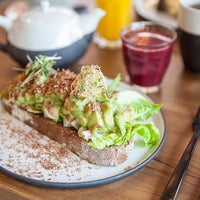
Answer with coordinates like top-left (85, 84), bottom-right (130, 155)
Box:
top-left (160, 106), bottom-right (200, 200)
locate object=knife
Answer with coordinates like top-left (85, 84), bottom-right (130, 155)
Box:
top-left (160, 106), bottom-right (200, 200)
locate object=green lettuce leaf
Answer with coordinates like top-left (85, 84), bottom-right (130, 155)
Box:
top-left (89, 121), bottom-right (160, 150)
top-left (116, 91), bottom-right (162, 122)
top-left (84, 90), bottom-right (162, 150)
top-left (132, 123), bottom-right (160, 147)
top-left (131, 99), bottom-right (162, 121)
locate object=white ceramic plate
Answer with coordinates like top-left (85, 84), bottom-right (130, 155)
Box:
top-left (135, 0), bottom-right (178, 28)
top-left (0, 82), bottom-right (166, 188)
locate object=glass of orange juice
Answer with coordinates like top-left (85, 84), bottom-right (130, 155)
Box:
top-left (94, 0), bottom-right (133, 49)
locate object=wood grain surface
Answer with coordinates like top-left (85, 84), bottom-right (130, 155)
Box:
top-left (0, 1), bottom-right (200, 200)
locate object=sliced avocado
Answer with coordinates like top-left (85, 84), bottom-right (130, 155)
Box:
top-left (43, 92), bottom-right (64, 122)
top-left (84, 102), bottom-right (93, 119)
top-left (44, 92), bottom-right (63, 107)
top-left (101, 101), bottom-right (115, 130)
top-left (34, 93), bottom-right (44, 104)
top-left (65, 97), bottom-right (88, 119)
top-left (87, 108), bottom-right (104, 130)
top-left (25, 93), bottom-right (35, 106)
top-left (76, 114), bottom-right (88, 127)
top-left (17, 92), bottom-right (44, 113)
top-left (114, 105), bottom-right (134, 135)
top-left (17, 95), bottom-right (27, 105)
top-left (34, 93), bottom-right (44, 111)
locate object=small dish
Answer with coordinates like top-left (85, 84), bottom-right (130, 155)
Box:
top-left (135, 0), bottom-right (178, 29)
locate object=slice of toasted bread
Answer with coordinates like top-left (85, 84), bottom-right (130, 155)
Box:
top-left (2, 98), bottom-right (134, 166)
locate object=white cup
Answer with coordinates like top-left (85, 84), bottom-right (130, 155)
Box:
top-left (178, 0), bottom-right (200, 73)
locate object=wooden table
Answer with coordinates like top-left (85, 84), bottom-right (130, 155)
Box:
top-left (0, 1), bottom-right (200, 200)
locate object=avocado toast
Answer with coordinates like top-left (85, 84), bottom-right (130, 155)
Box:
top-left (1, 55), bottom-right (162, 166)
